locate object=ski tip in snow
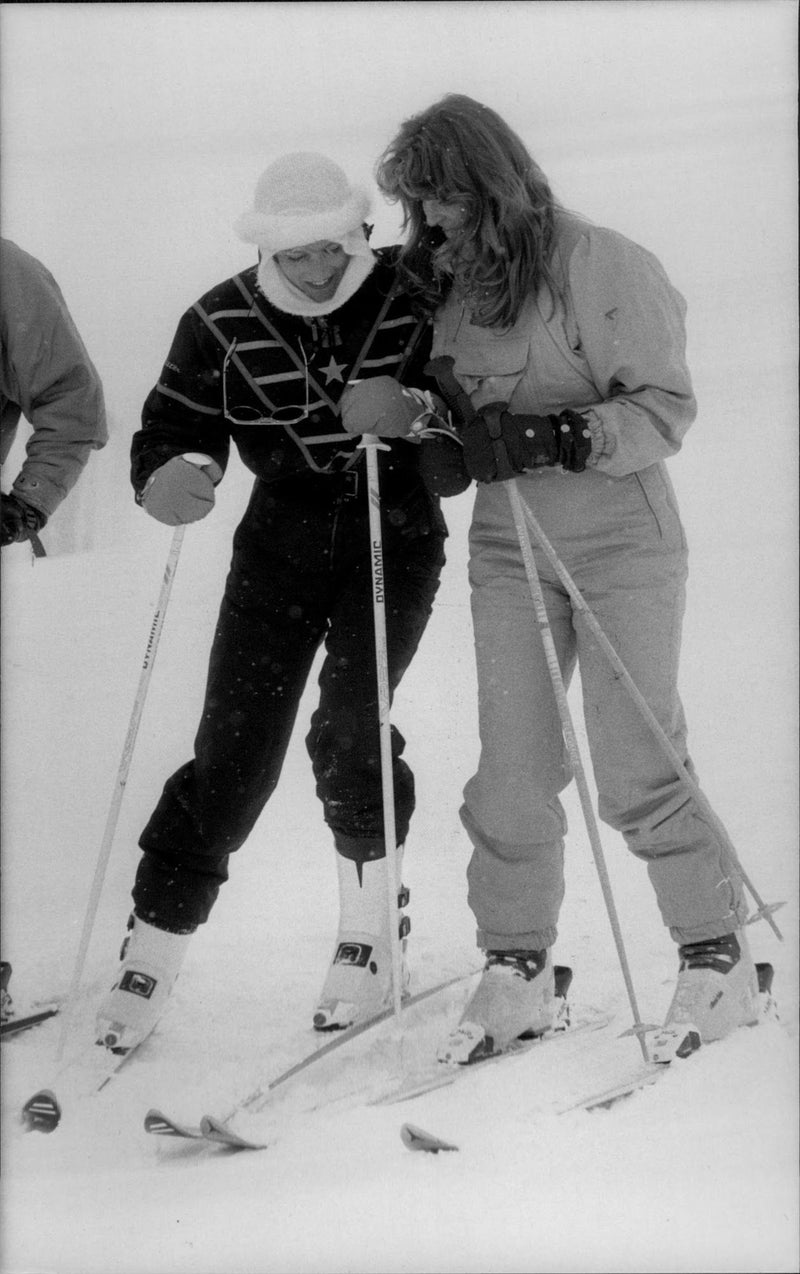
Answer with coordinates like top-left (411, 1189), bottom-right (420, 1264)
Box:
top-left (400, 1122), bottom-right (459, 1154)
top-left (144, 1109), bottom-right (204, 1140)
top-left (21, 1088), bottom-right (61, 1133)
top-left (200, 1115), bottom-right (268, 1150)
top-left (144, 1110), bottom-right (267, 1149)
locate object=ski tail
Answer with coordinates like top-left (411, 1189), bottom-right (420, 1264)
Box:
top-left (401, 1122), bottom-right (459, 1153)
top-left (199, 1115), bottom-right (268, 1150)
top-left (21, 1089), bottom-right (62, 1133)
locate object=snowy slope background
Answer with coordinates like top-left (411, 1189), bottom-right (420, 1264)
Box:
top-left (0, 3), bottom-right (797, 1272)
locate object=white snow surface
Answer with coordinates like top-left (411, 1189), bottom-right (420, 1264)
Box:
top-left (1, 4), bottom-right (797, 1272)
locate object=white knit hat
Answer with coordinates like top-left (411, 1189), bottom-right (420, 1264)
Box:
top-left (235, 153), bottom-right (371, 253)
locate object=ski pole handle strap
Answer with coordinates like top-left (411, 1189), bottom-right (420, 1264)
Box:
top-left (424, 356), bottom-right (479, 427)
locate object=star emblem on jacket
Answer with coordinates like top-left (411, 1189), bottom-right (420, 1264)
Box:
top-left (320, 356), bottom-right (348, 384)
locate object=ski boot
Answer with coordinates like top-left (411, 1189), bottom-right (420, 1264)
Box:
top-left (96, 915), bottom-right (193, 1053)
top-left (651, 930), bottom-right (761, 1063)
top-left (313, 852), bottom-right (410, 1031)
top-left (438, 949), bottom-right (571, 1065)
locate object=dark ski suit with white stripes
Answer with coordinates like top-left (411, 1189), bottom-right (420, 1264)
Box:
top-left (129, 249), bottom-right (447, 931)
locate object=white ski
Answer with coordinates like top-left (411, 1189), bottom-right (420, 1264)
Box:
top-left (398, 961), bottom-right (780, 1153)
top-left (184, 983), bottom-right (606, 1148)
top-left (571, 960), bottom-right (778, 1114)
top-left (145, 969), bottom-right (478, 1149)
top-left (146, 962), bottom-right (778, 1152)
top-left (147, 967), bottom-right (592, 1151)
top-left (21, 1040), bottom-right (139, 1133)
top-left (375, 1007), bottom-right (613, 1106)
top-left (569, 1064), bottom-right (666, 1112)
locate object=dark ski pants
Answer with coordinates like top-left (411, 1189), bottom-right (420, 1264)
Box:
top-left (133, 473), bottom-right (446, 931)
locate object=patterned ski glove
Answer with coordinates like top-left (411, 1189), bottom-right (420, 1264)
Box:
top-left (1, 493), bottom-right (47, 546)
top-left (340, 375), bottom-right (445, 439)
top-left (139, 454), bottom-right (223, 526)
top-left (462, 403), bottom-right (593, 483)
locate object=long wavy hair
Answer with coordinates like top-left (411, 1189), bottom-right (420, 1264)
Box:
top-left (376, 94), bottom-right (560, 329)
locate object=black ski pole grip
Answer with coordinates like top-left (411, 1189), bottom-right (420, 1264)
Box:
top-left (425, 356), bottom-right (480, 427)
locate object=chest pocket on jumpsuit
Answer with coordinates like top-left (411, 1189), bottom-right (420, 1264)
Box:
top-left (434, 314), bottom-right (531, 414)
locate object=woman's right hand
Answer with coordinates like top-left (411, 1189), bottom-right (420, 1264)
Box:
top-left (341, 376), bottom-right (431, 438)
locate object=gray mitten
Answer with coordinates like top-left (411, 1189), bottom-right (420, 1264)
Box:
top-left (341, 376), bottom-right (438, 438)
top-left (141, 454), bottom-right (223, 526)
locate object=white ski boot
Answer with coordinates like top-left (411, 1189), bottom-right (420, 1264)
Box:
top-left (438, 948), bottom-right (564, 1065)
top-left (313, 853), bottom-right (410, 1031)
top-left (651, 930), bottom-right (760, 1063)
top-left (96, 916), bottom-right (192, 1053)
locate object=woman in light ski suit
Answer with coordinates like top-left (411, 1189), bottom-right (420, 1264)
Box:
top-left (96, 153), bottom-right (467, 1054)
top-left (375, 94), bottom-right (760, 1065)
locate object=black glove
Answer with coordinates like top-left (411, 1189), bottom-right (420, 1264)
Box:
top-left (417, 432), bottom-right (471, 498)
top-left (1, 493), bottom-right (47, 546)
top-left (462, 403), bottom-right (592, 483)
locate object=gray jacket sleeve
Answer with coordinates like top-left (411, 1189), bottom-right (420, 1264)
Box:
top-left (566, 227), bottom-right (697, 476)
top-left (0, 240), bottom-right (108, 517)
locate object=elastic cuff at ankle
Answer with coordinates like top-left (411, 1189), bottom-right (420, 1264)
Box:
top-left (477, 926), bottom-right (557, 951)
top-left (333, 834), bottom-right (387, 864)
top-left (134, 910), bottom-right (197, 936)
top-left (668, 918), bottom-right (746, 945)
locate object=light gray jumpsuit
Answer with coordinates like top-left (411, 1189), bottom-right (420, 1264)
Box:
top-left (431, 210), bottom-right (747, 951)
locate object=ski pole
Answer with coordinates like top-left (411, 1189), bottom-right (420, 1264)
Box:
top-left (517, 499), bottom-right (784, 942)
top-left (505, 479), bottom-right (653, 1060)
top-left (359, 433), bottom-right (405, 1024)
top-left (56, 524), bottom-right (186, 1059)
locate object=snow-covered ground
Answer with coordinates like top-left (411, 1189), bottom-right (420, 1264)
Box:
top-left (1, 4), bottom-right (797, 1272)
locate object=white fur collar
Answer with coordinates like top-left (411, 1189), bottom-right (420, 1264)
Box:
top-left (257, 250), bottom-right (377, 317)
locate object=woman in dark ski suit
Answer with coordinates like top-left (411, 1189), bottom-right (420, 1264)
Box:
top-left (96, 153), bottom-right (467, 1053)
top-left (375, 96), bottom-right (760, 1067)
